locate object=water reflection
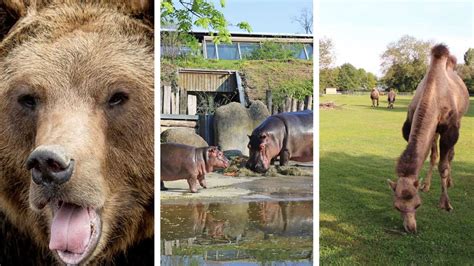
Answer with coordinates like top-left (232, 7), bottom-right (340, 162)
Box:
top-left (161, 201), bottom-right (313, 265)
top-left (161, 201), bottom-right (313, 241)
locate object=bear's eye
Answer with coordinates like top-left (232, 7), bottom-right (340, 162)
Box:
top-left (18, 94), bottom-right (37, 110)
top-left (108, 92), bottom-right (129, 107)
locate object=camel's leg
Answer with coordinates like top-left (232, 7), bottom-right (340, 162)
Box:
top-left (402, 119), bottom-right (411, 142)
top-left (438, 127), bottom-right (459, 211)
top-left (376, 98), bottom-right (379, 107)
top-left (422, 134), bottom-right (439, 192)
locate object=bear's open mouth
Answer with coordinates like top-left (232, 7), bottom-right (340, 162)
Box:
top-left (49, 201), bottom-right (102, 265)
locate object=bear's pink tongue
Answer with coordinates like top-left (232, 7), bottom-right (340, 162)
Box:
top-left (49, 203), bottom-right (91, 254)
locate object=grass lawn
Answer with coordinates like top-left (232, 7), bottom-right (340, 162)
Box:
top-left (320, 94), bottom-right (474, 265)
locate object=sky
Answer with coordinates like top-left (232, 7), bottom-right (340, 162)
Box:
top-left (193, 0), bottom-right (314, 34)
top-left (320, 0), bottom-right (474, 77)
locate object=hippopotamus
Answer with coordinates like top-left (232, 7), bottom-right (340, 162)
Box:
top-left (161, 143), bottom-right (230, 193)
top-left (246, 111), bottom-right (313, 173)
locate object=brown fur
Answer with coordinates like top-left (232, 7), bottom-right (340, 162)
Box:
top-left (387, 89), bottom-right (396, 109)
top-left (370, 88), bottom-right (379, 107)
top-left (0, 1), bottom-right (153, 264)
top-left (389, 44), bottom-right (469, 233)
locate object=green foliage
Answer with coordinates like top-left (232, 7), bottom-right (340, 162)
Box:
top-left (246, 41), bottom-right (302, 60)
top-left (319, 68), bottom-right (339, 93)
top-left (381, 35), bottom-right (432, 92)
top-left (456, 64), bottom-right (474, 94)
top-left (273, 79), bottom-right (313, 105)
top-left (160, 0), bottom-right (251, 46)
top-left (464, 48), bottom-right (474, 66)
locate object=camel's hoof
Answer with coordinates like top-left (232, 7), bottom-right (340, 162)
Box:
top-left (447, 178), bottom-right (453, 188)
top-left (439, 199), bottom-right (453, 211)
top-left (421, 183), bottom-right (430, 192)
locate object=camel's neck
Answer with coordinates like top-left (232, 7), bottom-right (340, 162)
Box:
top-left (397, 73), bottom-right (440, 178)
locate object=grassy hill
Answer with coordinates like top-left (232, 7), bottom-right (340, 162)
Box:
top-left (161, 58), bottom-right (313, 101)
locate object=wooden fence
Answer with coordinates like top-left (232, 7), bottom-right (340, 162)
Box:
top-left (265, 90), bottom-right (313, 115)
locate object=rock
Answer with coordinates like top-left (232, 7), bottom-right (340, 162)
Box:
top-left (161, 128), bottom-right (208, 147)
top-left (214, 101), bottom-right (270, 156)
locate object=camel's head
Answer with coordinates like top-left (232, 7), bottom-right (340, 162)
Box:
top-left (387, 178), bottom-right (421, 233)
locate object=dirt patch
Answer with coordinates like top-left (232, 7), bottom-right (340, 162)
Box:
top-left (223, 156), bottom-right (313, 177)
top-left (320, 101), bottom-right (338, 109)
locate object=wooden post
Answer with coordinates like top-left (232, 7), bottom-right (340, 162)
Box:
top-left (179, 88), bottom-right (187, 115)
top-left (272, 104), bottom-right (278, 115)
top-left (297, 100), bottom-right (304, 111)
top-left (171, 89), bottom-right (179, 114)
top-left (291, 98), bottom-right (297, 112)
top-left (188, 95), bottom-right (197, 115)
top-left (306, 95), bottom-right (313, 110)
top-left (266, 90), bottom-right (272, 113)
top-left (284, 96), bottom-right (291, 112)
top-left (162, 86), bottom-right (171, 114)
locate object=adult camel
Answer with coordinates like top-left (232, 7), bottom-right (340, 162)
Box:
top-left (370, 88), bottom-right (379, 107)
top-left (387, 89), bottom-right (396, 109)
top-left (387, 44), bottom-right (469, 233)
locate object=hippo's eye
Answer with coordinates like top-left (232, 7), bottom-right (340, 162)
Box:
top-left (108, 92), bottom-right (129, 107)
top-left (18, 94), bottom-right (37, 110)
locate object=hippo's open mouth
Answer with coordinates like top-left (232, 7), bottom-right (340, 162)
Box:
top-left (49, 201), bottom-right (102, 265)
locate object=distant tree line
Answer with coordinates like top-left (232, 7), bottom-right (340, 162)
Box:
top-left (319, 37), bottom-right (377, 92)
top-left (320, 35), bottom-right (474, 94)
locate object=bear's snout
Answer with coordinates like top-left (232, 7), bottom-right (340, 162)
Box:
top-left (26, 145), bottom-right (74, 186)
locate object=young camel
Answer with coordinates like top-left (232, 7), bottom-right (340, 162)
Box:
top-left (387, 44), bottom-right (469, 233)
top-left (370, 88), bottom-right (379, 107)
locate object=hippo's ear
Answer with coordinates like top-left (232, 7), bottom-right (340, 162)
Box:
top-left (387, 179), bottom-right (397, 191)
top-left (207, 146), bottom-right (218, 156)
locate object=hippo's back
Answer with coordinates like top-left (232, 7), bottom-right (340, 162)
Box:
top-left (161, 143), bottom-right (197, 180)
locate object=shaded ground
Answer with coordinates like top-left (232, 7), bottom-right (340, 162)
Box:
top-left (320, 95), bottom-right (474, 264)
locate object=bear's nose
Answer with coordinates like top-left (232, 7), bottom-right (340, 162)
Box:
top-left (26, 145), bottom-right (74, 186)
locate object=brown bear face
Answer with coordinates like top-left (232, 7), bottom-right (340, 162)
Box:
top-left (0, 4), bottom-right (153, 265)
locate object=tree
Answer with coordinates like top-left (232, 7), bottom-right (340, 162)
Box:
top-left (381, 35), bottom-right (432, 92)
top-left (160, 0), bottom-right (251, 45)
top-left (337, 63), bottom-right (361, 90)
top-left (291, 7), bottom-right (313, 34)
top-left (247, 41), bottom-right (298, 60)
top-left (464, 48), bottom-right (474, 66)
top-left (457, 48), bottom-right (474, 93)
top-left (319, 36), bottom-right (335, 69)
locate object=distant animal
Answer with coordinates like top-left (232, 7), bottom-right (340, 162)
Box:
top-left (387, 90), bottom-right (396, 109)
top-left (161, 143), bottom-right (229, 193)
top-left (246, 111), bottom-right (313, 173)
top-left (387, 44), bottom-right (469, 233)
top-left (370, 89), bottom-right (379, 107)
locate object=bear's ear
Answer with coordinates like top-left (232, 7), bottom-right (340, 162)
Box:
top-left (130, 0), bottom-right (153, 17)
top-left (0, 1), bottom-right (24, 42)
